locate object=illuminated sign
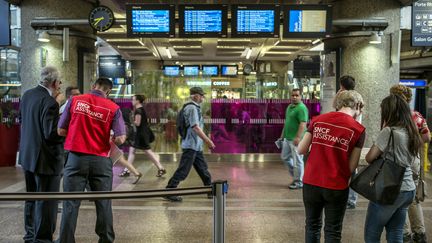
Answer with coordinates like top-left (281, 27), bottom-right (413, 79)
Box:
top-left (212, 81), bottom-right (230, 86)
top-left (400, 79), bottom-right (427, 87)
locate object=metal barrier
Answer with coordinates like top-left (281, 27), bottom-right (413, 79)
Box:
top-left (0, 180), bottom-right (229, 243)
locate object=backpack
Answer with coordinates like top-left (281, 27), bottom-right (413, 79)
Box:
top-left (177, 102), bottom-right (200, 140)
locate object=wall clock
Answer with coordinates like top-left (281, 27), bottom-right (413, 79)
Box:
top-left (88, 6), bottom-right (115, 32)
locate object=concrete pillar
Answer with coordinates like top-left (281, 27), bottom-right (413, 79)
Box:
top-left (20, 0), bottom-right (95, 93)
top-left (326, 0), bottom-right (401, 146)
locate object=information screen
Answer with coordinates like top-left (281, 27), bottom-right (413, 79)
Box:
top-left (221, 65), bottom-right (238, 76)
top-left (0, 1), bottom-right (10, 46)
top-left (231, 5), bottom-right (280, 37)
top-left (283, 5), bottom-right (332, 38)
top-left (126, 4), bottom-right (175, 38)
top-left (289, 10), bottom-right (326, 32)
top-left (412, 0), bottom-right (432, 46)
top-left (184, 66), bottom-right (200, 76)
top-left (179, 5), bottom-right (228, 37)
top-left (202, 65), bottom-right (219, 76)
top-left (163, 66), bottom-right (180, 76)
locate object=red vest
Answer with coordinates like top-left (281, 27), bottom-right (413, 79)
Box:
top-left (303, 112), bottom-right (365, 190)
top-left (64, 94), bottom-right (119, 157)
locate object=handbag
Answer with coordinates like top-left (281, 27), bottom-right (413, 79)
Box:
top-left (416, 156), bottom-right (428, 202)
top-left (350, 129), bottom-right (406, 205)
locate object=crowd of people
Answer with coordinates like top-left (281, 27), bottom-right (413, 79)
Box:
top-left (18, 66), bottom-right (429, 242)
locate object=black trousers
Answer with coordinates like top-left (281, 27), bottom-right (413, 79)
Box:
top-left (167, 149), bottom-right (212, 188)
top-left (24, 170), bottom-right (60, 243)
top-left (303, 184), bottom-right (349, 243)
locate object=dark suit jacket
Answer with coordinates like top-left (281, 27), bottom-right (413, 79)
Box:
top-left (19, 85), bottom-right (64, 175)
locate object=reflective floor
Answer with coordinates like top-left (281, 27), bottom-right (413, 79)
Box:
top-left (0, 154), bottom-right (431, 242)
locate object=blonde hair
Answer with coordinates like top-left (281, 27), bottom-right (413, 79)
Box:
top-left (335, 90), bottom-right (364, 110)
top-left (389, 84), bottom-right (412, 103)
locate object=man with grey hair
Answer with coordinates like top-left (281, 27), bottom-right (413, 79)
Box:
top-left (164, 87), bottom-right (215, 202)
top-left (19, 66), bottom-right (64, 242)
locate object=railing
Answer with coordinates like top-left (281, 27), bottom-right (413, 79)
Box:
top-left (0, 180), bottom-right (229, 243)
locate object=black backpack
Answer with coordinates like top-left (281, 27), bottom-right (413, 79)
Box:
top-left (177, 102), bottom-right (200, 140)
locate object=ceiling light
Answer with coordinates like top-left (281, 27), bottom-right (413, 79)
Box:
top-left (152, 52), bottom-right (157, 57)
top-left (166, 47), bottom-right (172, 59)
top-left (37, 31), bottom-right (50, 42)
top-left (312, 39), bottom-right (321, 45)
top-left (274, 39), bottom-right (281, 46)
top-left (246, 48), bottom-right (252, 59)
top-left (369, 32), bottom-right (382, 44)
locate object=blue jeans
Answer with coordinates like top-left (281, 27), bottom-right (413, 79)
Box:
top-left (281, 139), bottom-right (304, 184)
top-left (167, 149), bottom-right (212, 188)
top-left (58, 152), bottom-right (114, 243)
top-left (364, 190), bottom-right (415, 243)
top-left (348, 170), bottom-right (358, 205)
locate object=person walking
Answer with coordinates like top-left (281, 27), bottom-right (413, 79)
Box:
top-left (57, 78), bottom-right (126, 243)
top-left (19, 66), bottom-right (65, 242)
top-left (119, 94), bottom-right (166, 178)
top-left (280, 88), bottom-right (309, 189)
top-left (390, 84), bottom-right (430, 243)
top-left (298, 90), bottom-right (365, 242)
top-left (364, 94), bottom-right (422, 243)
top-left (164, 87), bottom-right (215, 202)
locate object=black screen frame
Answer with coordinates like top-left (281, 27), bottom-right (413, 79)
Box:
top-left (0, 1), bottom-right (11, 46)
top-left (221, 65), bottom-right (238, 76)
top-left (163, 65), bottom-right (180, 76)
top-left (179, 4), bottom-right (228, 38)
top-left (183, 65), bottom-right (200, 76)
top-left (202, 65), bottom-right (219, 76)
top-left (231, 4), bottom-right (281, 38)
top-left (282, 4), bottom-right (332, 38)
top-left (126, 4), bottom-right (175, 38)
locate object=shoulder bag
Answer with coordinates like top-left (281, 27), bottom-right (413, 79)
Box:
top-left (350, 128), bottom-right (406, 205)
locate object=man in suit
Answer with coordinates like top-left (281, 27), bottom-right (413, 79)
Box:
top-left (19, 66), bottom-right (64, 242)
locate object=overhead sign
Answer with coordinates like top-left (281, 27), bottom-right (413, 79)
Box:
top-left (98, 55), bottom-right (125, 79)
top-left (412, 0), bottom-right (432, 46)
top-left (400, 79), bottom-right (427, 87)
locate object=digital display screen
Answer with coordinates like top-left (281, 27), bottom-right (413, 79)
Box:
top-left (412, 0), bottom-right (432, 46)
top-left (0, 1), bottom-right (10, 46)
top-left (131, 10), bottom-right (170, 32)
top-left (184, 10), bottom-right (222, 32)
top-left (289, 10), bottom-right (327, 32)
top-left (221, 66), bottom-right (238, 76)
top-left (179, 5), bottom-right (228, 38)
top-left (163, 66), bottom-right (180, 76)
top-left (283, 5), bottom-right (332, 38)
top-left (237, 10), bottom-right (274, 32)
top-left (202, 66), bottom-right (219, 76)
top-left (184, 66), bottom-right (200, 76)
top-left (126, 4), bottom-right (175, 38)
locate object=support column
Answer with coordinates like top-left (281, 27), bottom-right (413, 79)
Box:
top-left (326, 0), bottom-right (402, 146)
top-left (20, 0), bottom-right (95, 93)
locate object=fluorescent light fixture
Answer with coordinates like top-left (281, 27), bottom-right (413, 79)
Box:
top-left (369, 32), bottom-right (382, 44)
top-left (37, 31), bottom-right (50, 42)
top-left (312, 39), bottom-right (321, 45)
top-left (152, 52), bottom-right (157, 57)
top-left (166, 47), bottom-right (172, 59)
top-left (273, 39), bottom-right (281, 46)
top-left (246, 48), bottom-right (252, 59)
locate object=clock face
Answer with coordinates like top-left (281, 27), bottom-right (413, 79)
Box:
top-left (243, 64), bottom-right (253, 75)
top-left (88, 6), bottom-right (115, 32)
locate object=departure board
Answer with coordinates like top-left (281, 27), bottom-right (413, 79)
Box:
top-left (237, 10), bottom-right (274, 32)
top-left (126, 4), bottom-right (175, 38)
top-left (179, 5), bottom-right (228, 37)
top-left (221, 65), bottom-right (238, 76)
top-left (131, 10), bottom-right (170, 32)
top-left (231, 5), bottom-right (280, 38)
top-left (283, 5), bottom-right (332, 38)
top-left (184, 66), bottom-right (200, 76)
top-left (163, 66), bottom-right (180, 76)
top-left (203, 65), bottom-right (219, 76)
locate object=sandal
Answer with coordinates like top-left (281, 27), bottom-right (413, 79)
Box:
top-left (156, 168), bottom-right (166, 177)
top-left (132, 172), bottom-right (142, 184)
top-left (118, 170), bottom-right (130, 177)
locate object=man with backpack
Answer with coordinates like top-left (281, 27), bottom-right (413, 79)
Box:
top-left (164, 87), bottom-right (216, 202)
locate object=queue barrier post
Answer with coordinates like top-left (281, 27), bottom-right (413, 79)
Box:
top-left (212, 180), bottom-right (228, 243)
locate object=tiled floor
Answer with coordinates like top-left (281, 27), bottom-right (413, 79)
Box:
top-left (0, 155), bottom-right (431, 242)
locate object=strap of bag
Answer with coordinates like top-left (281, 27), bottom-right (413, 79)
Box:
top-left (371, 128), bottom-right (396, 182)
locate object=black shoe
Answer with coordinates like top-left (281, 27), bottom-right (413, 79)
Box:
top-left (346, 203), bottom-right (356, 209)
top-left (156, 168), bottom-right (166, 177)
top-left (289, 182), bottom-right (303, 190)
top-left (412, 232), bottom-right (427, 243)
top-left (163, 195), bottom-right (183, 202)
top-left (132, 172), bottom-right (142, 184)
top-left (119, 170), bottom-right (130, 177)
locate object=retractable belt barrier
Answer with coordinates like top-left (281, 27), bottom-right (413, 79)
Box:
top-left (0, 180), bottom-right (229, 243)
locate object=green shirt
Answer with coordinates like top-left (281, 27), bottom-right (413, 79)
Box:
top-left (283, 102), bottom-right (309, 140)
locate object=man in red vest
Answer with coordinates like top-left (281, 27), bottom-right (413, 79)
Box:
top-left (56, 78), bottom-right (126, 243)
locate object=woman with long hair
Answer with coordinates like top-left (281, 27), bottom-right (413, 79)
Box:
top-left (119, 95), bottom-right (166, 177)
top-left (389, 84), bottom-right (430, 243)
top-left (364, 94), bottom-right (423, 243)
